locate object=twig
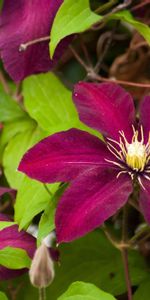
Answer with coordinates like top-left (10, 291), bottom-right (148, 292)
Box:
top-left (13, 82), bottom-right (23, 103)
top-left (107, 0), bottom-right (132, 16)
top-left (69, 45), bottom-right (91, 72)
top-left (0, 71), bottom-right (10, 94)
top-left (102, 224), bottom-right (119, 248)
top-left (129, 225), bottom-right (150, 245)
top-left (88, 71), bottom-right (150, 88)
top-left (94, 20), bottom-right (120, 73)
top-left (70, 43), bottom-right (150, 89)
top-left (92, 0), bottom-right (132, 31)
top-left (8, 281), bottom-right (24, 300)
top-left (79, 36), bottom-right (93, 67)
top-left (131, 1), bottom-right (150, 12)
top-left (128, 198), bottom-right (140, 212)
top-left (95, 0), bottom-right (118, 14)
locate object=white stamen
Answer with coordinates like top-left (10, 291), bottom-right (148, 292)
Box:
top-left (107, 137), bottom-right (121, 147)
top-left (105, 159), bottom-right (125, 169)
top-left (105, 126), bottom-right (150, 181)
top-left (140, 125), bottom-right (144, 144)
top-left (116, 170), bottom-right (128, 178)
top-left (137, 176), bottom-right (146, 190)
top-left (107, 143), bottom-right (122, 160)
top-left (143, 175), bottom-right (150, 181)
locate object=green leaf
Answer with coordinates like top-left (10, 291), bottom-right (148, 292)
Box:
top-left (0, 292), bottom-right (8, 300)
top-left (15, 178), bottom-right (59, 230)
top-left (37, 183), bottom-right (68, 246)
top-left (23, 73), bottom-right (79, 134)
top-left (50, 0), bottom-right (101, 57)
top-left (111, 10), bottom-right (150, 44)
top-left (0, 117), bottom-right (36, 161)
top-left (47, 231), bottom-right (148, 299)
top-left (3, 127), bottom-right (46, 189)
top-left (23, 73), bottom-right (101, 139)
top-left (0, 247), bottom-right (31, 269)
top-left (50, 0), bottom-right (150, 58)
top-left (58, 282), bottom-right (116, 300)
top-left (37, 196), bottom-right (57, 246)
top-left (0, 84), bottom-right (26, 122)
top-left (0, 221), bottom-right (15, 231)
top-left (133, 278), bottom-right (150, 300)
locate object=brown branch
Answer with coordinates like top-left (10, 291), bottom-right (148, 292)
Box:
top-left (131, 1), bottom-right (150, 12)
top-left (88, 71), bottom-right (150, 88)
top-left (70, 42), bottom-right (150, 89)
top-left (79, 36), bottom-right (93, 67)
top-left (69, 45), bottom-right (91, 72)
top-left (94, 20), bottom-right (120, 73)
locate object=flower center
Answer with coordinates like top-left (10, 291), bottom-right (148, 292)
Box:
top-left (126, 141), bottom-right (146, 171)
top-left (105, 126), bottom-right (150, 188)
top-left (106, 125), bottom-right (150, 172)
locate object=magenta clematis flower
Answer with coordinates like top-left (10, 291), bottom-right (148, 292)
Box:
top-left (0, 213), bottom-right (36, 280)
top-left (18, 82), bottom-right (150, 243)
top-left (0, 0), bottom-right (70, 81)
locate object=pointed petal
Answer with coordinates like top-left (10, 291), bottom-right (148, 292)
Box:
top-left (56, 168), bottom-right (133, 243)
top-left (73, 82), bottom-right (135, 141)
top-left (139, 96), bottom-right (150, 142)
top-left (0, 214), bottom-right (36, 280)
top-left (18, 129), bottom-right (112, 183)
top-left (0, 0), bottom-right (69, 81)
top-left (139, 177), bottom-right (150, 223)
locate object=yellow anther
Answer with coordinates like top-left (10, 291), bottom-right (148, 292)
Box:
top-left (126, 129), bottom-right (147, 171)
top-left (106, 126), bottom-right (150, 175)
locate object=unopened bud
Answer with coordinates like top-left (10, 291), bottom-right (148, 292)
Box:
top-left (29, 243), bottom-right (55, 288)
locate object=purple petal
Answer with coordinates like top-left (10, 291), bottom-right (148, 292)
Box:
top-left (0, 187), bottom-right (13, 197)
top-left (73, 82), bottom-right (135, 141)
top-left (0, 213), bottom-right (10, 222)
top-left (139, 96), bottom-right (150, 143)
top-left (0, 0), bottom-right (70, 81)
top-left (139, 178), bottom-right (150, 223)
top-left (18, 129), bottom-right (113, 183)
top-left (55, 168), bottom-right (133, 243)
top-left (0, 213), bottom-right (36, 280)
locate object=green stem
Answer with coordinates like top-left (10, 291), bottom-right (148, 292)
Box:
top-left (129, 225), bottom-right (150, 244)
top-left (121, 205), bottom-right (132, 300)
top-left (39, 288), bottom-right (46, 300)
top-left (95, 0), bottom-right (118, 14)
top-left (121, 248), bottom-right (132, 300)
top-left (43, 184), bottom-right (53, 196)
top-left (102, 224), bottom-right (119, 248)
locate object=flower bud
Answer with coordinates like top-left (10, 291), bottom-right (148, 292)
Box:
top-left (29, 243), bottom-right (55, 288)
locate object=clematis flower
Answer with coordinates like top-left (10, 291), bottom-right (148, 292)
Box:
top-left (18, 82), bottom-right (150, 243)
top-left (0, 213), bottom-right (36, 280)
top-left (0, 0), bottom-right (70, 81)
